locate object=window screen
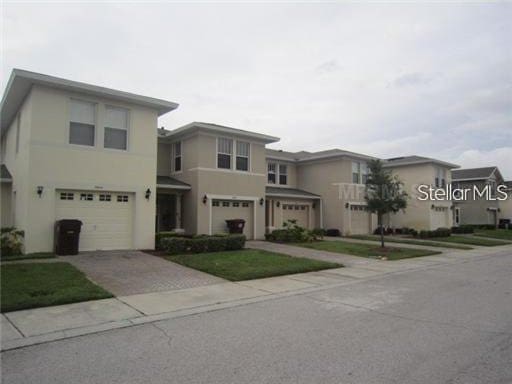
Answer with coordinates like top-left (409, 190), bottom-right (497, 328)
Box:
top-left (70, 100), bottom-right (95, 146)
top-left (217, 138), bottom-right (233, 169)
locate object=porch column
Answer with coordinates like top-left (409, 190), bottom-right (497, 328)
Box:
top-left (174, 193), bottom-right (183, 231)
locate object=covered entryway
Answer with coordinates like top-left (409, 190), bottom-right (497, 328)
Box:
top-left (156, 176), bottom-right (191, 233)
top-left (55, 190), bottom-right (134, 251)
top-left (212, 199), bottom-right (254, 239)
top-left (349, 204), bottom-right (372, 235)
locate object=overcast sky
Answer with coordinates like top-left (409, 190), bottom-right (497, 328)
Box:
top-left (2, 2), bottom-right (511, 178)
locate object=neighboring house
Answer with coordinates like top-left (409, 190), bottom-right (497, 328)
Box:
top-left (265, 149), bottom-right (377, 235)
top-left (382, 156), bottom-right (459, 230)
top-left (451, 167), bottom-right (505, 227)
top-left (499, 181), bottom-right (512, 224)
top-left (0, 69), bottom-right (466, 253)
top-left (0, 69), bottom-right (178, 253)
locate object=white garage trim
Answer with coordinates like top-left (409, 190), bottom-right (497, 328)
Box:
top-left (206, 194), bottom-right (259, 239)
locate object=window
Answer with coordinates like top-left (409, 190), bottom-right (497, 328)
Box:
top-left (435, 168), bottom-right (446, 188)
top-left (279, 165), bottom-right (288, 185)
top-left (352, 162), bottom-right (360, 184)
top-left (70, 100), bottom-right (95, 146)
top-left (222, 201), bottom-right (230, 207)
top-left (173, 142), bottom-right (182, 172)
top-left (232, 202), bottom-right (240, 207)
top-left (60, 192), bottom-right (74, 200)
top-left (104, 106), bottom-right (128, 150)
top-left (236, 141), bottom-right (250, 171)
top-left (80, 193), bottom-right (94, 201)
top-left (99, 194), bottom-right (112, 202)
top-left (217, 138), bottom-right (233, 169)
top-left (361, 163), bottom-right (369, 184)
top-left (117, 195), bottom-right (129, 202)
top-left (268, 163), bottom-right (276, 184)
top-left (242, 202), bottom-right (249, 207)
top-left (212, 201), bottom-right (220, 207)
top-left (15, 113), bottom-right (21, 154)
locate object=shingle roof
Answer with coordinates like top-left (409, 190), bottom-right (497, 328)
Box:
top-left (451, 167), bottom-right (497, 181)
top-left (156, 176), bottom-right (191, 189)
top-left (265, 186), bottom-right (320, 198)
top-left (383, 155), bottom-right (459, 169)
top-left (504, 181), bottom-right (512, 189)
top-left (1, 164), bottom-right (12, 181)
top-left (266, 148), bottom-right (375, 163)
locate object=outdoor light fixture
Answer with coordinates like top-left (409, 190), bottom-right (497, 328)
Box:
top-left (259, 198), bottom-right (264, 206)
top-left (312, 203), bottom-right (316, 209)
top-left (37, 186), bottom-right (44, 198)
top-left (345, 202), bottom-right (349, 208)
top-left (145, 188), bottom-right (151, 200)
top-left (431, 204), bottom-right (435, 209)
top-left (276, 201), bottom-right (280, 207)
top-left (202, 195), bottom-right (208, 204)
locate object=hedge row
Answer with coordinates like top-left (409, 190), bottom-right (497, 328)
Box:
top-left (417, 227), bottom-right (451, 239)
top-left (160, 234), bottom-right (246, 255)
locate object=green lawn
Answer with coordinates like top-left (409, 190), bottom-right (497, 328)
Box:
top-left (1, 262), bottom-right (112, 313)
top-left (166, 249), bottom-right (342, 281)
top-left (0, 252), bottom-right (56, 262)
top-left (349, 235), bottom-right (473, 250)
top-left (296, 240), bottom-right (441, 260)
top-left (425, 235), bottom-right (510, 247)
top-left (474, 229), bottom-right (512, 241)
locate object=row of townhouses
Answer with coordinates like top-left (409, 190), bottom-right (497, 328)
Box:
top-left (1, 69), bottom-right (511, 253)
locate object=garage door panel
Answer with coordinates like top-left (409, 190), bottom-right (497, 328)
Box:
top-left (282, 204), bottom-right (309, 229)
top-left (350, 206), bottom-right (371, 235)
top-left (212, 200), bottom-right (253, 239)
top-left (56, 191), bottom-right (134, 251)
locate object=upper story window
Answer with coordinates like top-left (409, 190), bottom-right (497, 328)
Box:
top-left (279, 164), bottom-right (288, 185)
top-left (173, 141), bottom-right (182, 172)
top-left (104, 106), bottom-right (128, 150)
top-left (268, 163), bottom-right (276, 184)
top-left (217, 138), bottom-right (233, 169)
top-left (352, 161), bottom-right (368, 184)
top-left (236, 141), bottom-right (250, 171)
top-left (435, 168), bottom-right (446, 188)
top-left (69, 99), bottom-right (95, 146)
top-left (15, 113), bottom-right (21, 154)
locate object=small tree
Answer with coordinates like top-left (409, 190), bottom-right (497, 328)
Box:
top-left (365, 159), bottom-right (408, 248)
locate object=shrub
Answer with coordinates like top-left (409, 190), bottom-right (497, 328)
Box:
top-left (160, 234), bottom-right (246, 255)
top-left (265, 220), bottom-right (320, 243)
top-left (155, 231), bottom-right (183, 250)
top-left (311, 228), bottom-right (326, 239)
top-left (416, 227), bottom-right (451, 239)
top-left (451, 225), bottom-right (474, 234)
top-left (325, 228), bottom-right (341, 237)
top-left (0, 227), bottom-right (24, 256)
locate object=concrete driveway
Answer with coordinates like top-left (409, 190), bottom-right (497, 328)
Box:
top-left (59, 250), bottom-right (225, 296)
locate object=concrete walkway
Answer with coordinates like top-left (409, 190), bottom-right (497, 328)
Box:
top-left (2, 244), bottom-right (510, 352)
top-left (59, 250), bottom-right (225, 296)
top-left (246, 240), bottom-right (377, 267)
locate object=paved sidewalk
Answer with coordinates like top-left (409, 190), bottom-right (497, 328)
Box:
top-left (59, 250), bottom-right (225, 296)
top-left (323, 236), bottom-right (463, 252)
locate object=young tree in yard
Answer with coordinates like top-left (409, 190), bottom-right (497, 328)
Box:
top-left (365, 159), bottom-right (408, 248)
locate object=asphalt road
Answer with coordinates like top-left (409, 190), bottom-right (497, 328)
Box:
top-left (2, 249), bottom-right (512, 384)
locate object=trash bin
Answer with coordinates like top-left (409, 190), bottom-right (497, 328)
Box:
top-left (55, 219), bottom-right (83, 255)
top-left (225, 219), bottom-right (246, 234)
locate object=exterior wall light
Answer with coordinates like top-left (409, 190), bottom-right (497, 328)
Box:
top-left (145, 188), bottom-right (151, 200)
top-left (276, 201), bottom-right (280, 207)
top-left (312, 203), bottom-right (316, 209)
top-left (37, 186), bottom-right (44, 198)
top-left (259, 198), bottom-right (265, 206)
top-left (345, 202), bottom-right (350, 209)
top-left (431, 204), bottom-right (435, 209)
top-left (202, 195), bottom-right (208, 204)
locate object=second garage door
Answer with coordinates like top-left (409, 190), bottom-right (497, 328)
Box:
top-left (212, 200), bottom-right (254, 239)
top-left (56, 190), bottom-right (134, 251)
top-left (350, 205), bottom-right (371, 235)
top-left (282, 204), bottom-right (310, 228)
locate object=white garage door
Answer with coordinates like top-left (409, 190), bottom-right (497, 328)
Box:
top-left (431, 207), bottom-right (448, 229)
top-left (56, 191), bottom-right (134, 251)
top-left (282, 204), bottom-right (309, 229)
top-left (212, 200), bottom-right (254, 239)
top-left (350, 205), bottom-right (371, 235)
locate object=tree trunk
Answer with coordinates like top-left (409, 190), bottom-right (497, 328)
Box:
top-left (378, 213), bottom-right (385, 248)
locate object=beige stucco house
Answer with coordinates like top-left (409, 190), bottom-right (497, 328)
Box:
top-left (1, 69), bottom-right (470, 254)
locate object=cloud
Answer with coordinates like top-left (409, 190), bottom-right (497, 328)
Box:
top-left (391, 72), bottom-right (432, 87)
top-left (315, 60), bottom-right (342, 74)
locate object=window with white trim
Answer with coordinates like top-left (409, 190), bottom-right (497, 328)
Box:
top-left (60, 192), bottom-right (74, 200)
top-left (222, 201), bottom-right (230, 207)
top-left (268, 163), bottom-right (276, 184)
top-left (217, 138), bottom-right (233, 169)
top-left (279, 164), bottom-right (287, 185)
top-left (69, 99), bottom-right (95, 146)
top-left (173, 141), bottom-right (182, 172)
top-left (104, 106), bottom-right (128, 150)
top-left (236, 141), bottom-right (250, 171)
top-left (232, 202), bottom-right (240, 207)
top-left (242, 202), bottom-right (249, 207)
top-left (361, 163), bottom-right (369, 184)
top-left (117, 195), bottom-right (129, 202)
top-left (80, 193), bottom-right (94, 201)
top-left (352, 162), bottom-right (360, 184)
top-left (212, 200), bottom-right (220, 207)
top-left (99, 194), bottom-right (112, 202)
